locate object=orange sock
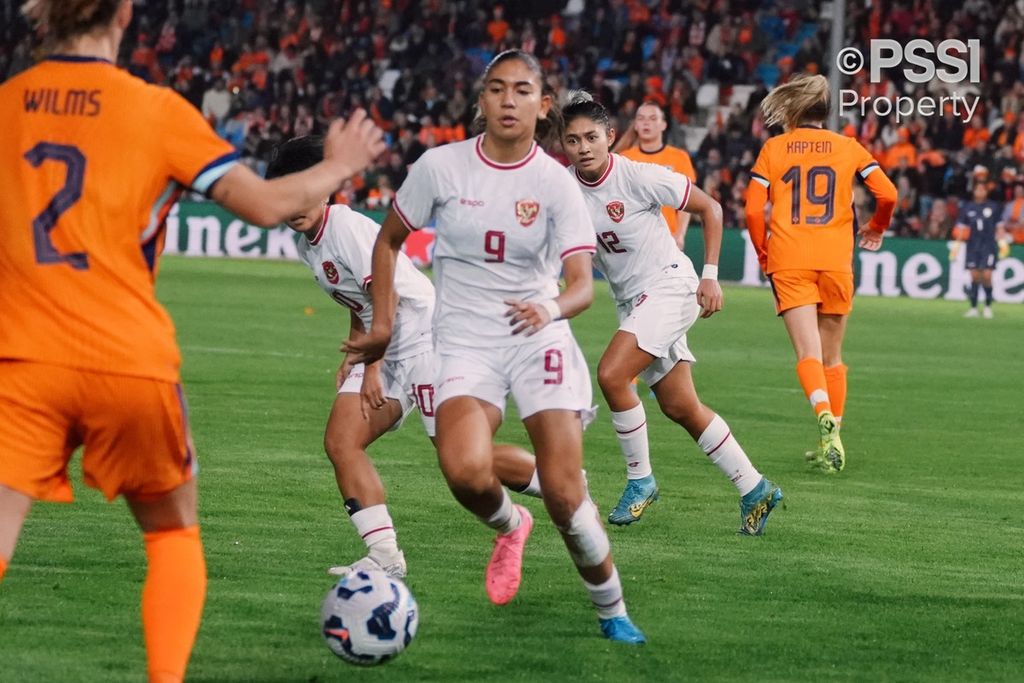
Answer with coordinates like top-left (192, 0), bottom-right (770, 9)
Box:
top-left (824, 364), bottom-right (848, 424)
top-left (0, 556), bottom-right (7, 582)
top-left (796, 358), bottom-right (832, 416)
top-left (142, 525), bottom-right (206, 683)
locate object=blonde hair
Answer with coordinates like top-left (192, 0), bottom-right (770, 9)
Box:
top-left (21, 0), bottom-right (121, 42)
top-left (760, 74), bottom-right (830, 131)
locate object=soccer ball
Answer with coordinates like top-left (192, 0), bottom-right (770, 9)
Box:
top-left (320, 569), bottom-right (419, 666)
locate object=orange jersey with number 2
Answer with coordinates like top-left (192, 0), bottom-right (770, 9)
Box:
top-left (0, 56), bottom-right (238, 382)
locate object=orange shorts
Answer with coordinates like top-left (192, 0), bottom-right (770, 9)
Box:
top-left (768, 270), bottom-right (854, 316)
top-left (0, 361), bottom-right (196, 503)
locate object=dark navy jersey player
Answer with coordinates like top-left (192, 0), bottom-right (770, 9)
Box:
top-left (955, 178), bottom-right (1007, 318)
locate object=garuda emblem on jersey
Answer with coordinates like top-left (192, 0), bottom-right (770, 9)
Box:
top-left (606, 200), bottom-right (625, 223)
top-left (322, 261), bottom-right (340, 285)
top-left (515, 199), bottom-right (540, 227)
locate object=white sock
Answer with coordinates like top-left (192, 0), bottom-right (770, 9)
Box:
top-left (582, 566), bottom-right (627, 619)
top-left (350, 504), bottom-right (400, 558)
top-left (696, 414), bottom-right (761, 496)
top-left (611, 404), bottom-right (652, 480)
top-left (482, 489), bottom-right (521, 535)
top-left (517, 468), bottom-right (542, 498)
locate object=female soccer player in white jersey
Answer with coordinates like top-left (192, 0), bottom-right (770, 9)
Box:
top-left (561, 92), bottom-right (783, 535)
top-left (345, 51), bottom-right (645, 644)
top-left (265, 137), bottom-right (544, 580)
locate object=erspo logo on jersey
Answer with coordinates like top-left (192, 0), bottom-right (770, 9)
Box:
top-left (606, 201), bottom-right (625, 223)
top-left (322, 261), bottom-right (340, 285)
top-left (515, 200), bottom-right (540, 227)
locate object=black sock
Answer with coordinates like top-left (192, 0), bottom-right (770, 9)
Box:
top-left (969, 281), bottom-right (980, 307)
top-left (983, 285), bottom-right (993, 305)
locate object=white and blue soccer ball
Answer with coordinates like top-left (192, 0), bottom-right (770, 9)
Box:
top-left (320, 569), bottom-right (419, 666)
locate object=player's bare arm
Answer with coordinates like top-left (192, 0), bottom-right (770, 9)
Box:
top-left (211, 110), bottom-right (385, 227)
top-left (342, 209), bottom-right (407, 363)
top-left (683, 186), bottom-right (724, 317)
top-left (504, 252), bottom-right (595, 335)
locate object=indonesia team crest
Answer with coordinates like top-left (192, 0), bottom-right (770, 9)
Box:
top-left (322, 261), bottom-right (340, 285)
top-left (515, 199), bottom-right (540, 227)
top-left (606, 200), bottom-right (625, 223)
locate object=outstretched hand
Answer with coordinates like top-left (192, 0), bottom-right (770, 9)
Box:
top-left (325, 109), bottom-right (386, 179)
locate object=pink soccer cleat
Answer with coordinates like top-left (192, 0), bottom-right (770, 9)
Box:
top-left (485, 505), bottom-right (534, 605)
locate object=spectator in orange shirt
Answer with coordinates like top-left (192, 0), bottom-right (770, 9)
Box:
top-left (487, 5), bottom-right (509, 45)
top-left (884, 128), bottom-right (917, 170)
top-left (963, 116), bottom-right (991, 150)
top-left (612, 101), bottom-right (698, 248)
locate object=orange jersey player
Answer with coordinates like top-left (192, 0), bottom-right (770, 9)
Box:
top-left (616, 101), bottom-right (697, 248)
top-left (744, 74), bottom-right (896, 475)
top-left (0, 2), bottom-right (384, 682)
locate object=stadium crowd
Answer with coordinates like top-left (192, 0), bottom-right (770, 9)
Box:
top-left (4, 0), bottom-right (1024, 242)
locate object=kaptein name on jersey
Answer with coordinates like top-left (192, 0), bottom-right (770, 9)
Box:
top-left (23, 88), bottom-right (101, 116)
top-left (785, 140), bottom-right (832, 155)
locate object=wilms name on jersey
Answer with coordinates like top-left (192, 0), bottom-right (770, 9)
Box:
top-left (23, 88), bottom-right (102, 117)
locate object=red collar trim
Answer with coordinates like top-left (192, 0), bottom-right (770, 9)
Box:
top-left (475, 135), bottom-right (538, 170)
top-left (308, 205), bottom-right (330, 245)
top-left (575, 154), bottom-right (615, 187)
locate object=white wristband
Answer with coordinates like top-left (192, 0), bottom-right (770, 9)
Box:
top-left (540, 298), bottom-right (562, 322)
top-left (701, 264), bottom-right (719, 281)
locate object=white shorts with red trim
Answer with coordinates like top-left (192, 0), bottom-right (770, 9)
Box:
top-left (434, 332), bottom-right (596, 427)
top-left (339, 350), bottom-right (437, 437)
top-left (616, 272), bottom-right (700, 387)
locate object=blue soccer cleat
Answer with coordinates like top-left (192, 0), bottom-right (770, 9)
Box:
top-left (607, 475), bottom-right (659, 525)
top-left (738, 477), bottom-right (784, 536)
top-left (600, 615), bottom-right (647, 644)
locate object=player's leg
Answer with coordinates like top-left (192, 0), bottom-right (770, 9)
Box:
top-left (524, 409), bottom-right (644, 643)
top-left (818, 313), bottom-right (849, 428)
top-left (126, 480), bottom-right (202, 683)
top-left (0, 361), bottom-right (80, 582)
top-left (652, 362), bottom-right (782, 535)
top-left (0, 485), bottom-right (32, 581)
top-left (493, 444), bottom-right (543, 497)
top-left (80, 374), bottom-right (206, 683)
top-left (435, 395), bottom-right (531, 605)
top-left (597, 330), bottom-right (660, 525)
top-left (783, 303), bottom-right (844, 470)
top-left (965, 266), bottom-right (982, 316)
top-left (981, 264), bottom-right (995, 317)
top-left (323, 389), bottom-right (406, 577)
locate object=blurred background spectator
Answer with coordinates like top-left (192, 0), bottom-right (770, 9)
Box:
top-left (4, 0), bottom-right (1024, 242)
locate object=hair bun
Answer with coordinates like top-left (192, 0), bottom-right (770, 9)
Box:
top-left (565, 90), bottom-right (595, 106)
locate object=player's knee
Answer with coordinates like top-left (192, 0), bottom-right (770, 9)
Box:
top-left (554, 499), bottom-right (609, 568)
top-left (324, 432), bottom-right (360, 465)
top-left (439, 458), bottom-right (492, 498)
top-left (596, 360), bottom-right (627, 397)
top-left (658, 394), bottom-right (700, 428)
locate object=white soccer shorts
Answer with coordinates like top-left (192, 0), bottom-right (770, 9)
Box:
top-left (339, 350), bottom-right (437, 437)
top-left (617, 273), bottom-right (700, 387)
top-left (434, 332), bottom-right (596, 427)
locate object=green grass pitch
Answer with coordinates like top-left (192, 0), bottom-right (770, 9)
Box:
top-left (2, 256), bottom-right (1021, 682)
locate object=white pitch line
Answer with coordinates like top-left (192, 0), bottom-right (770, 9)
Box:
top-left (182, 345), bottom-right (325, 360)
